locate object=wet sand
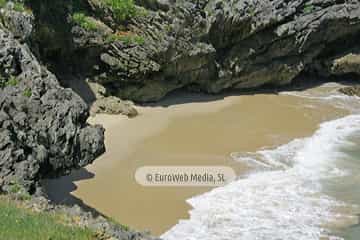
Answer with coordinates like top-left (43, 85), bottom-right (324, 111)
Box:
top-left (44, 88), bottom-right (348, 236)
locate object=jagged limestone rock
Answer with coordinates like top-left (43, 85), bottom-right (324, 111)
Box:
top-left (92, 0), bottom-right (360, 101)
top-left (0, 27), bottom-right (105, 192)
top-left (88, 81), bottom-right (138, 117)
top-left (26, 0), bottom-right (360, 103)
top-left (91, 96), bottom-right (138, 117)
top-left (1, 9), bottom-right (34, 41)
top-left (332, 54), bottom-right (360, 76)
top-left (338, 85), bottom-right (360, 97)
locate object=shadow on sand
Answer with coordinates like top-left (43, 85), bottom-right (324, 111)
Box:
top-left (58, 70), bottom-right (358, 109)
top-left (143, 76), bottom-right (357, 108)
top-left (42, 168), bottom-right (104, 217)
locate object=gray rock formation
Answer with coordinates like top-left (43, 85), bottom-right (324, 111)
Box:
top-left (91, 96), bottom-right (139, 117)
top-left (319, 52), bottom-right (360, 77)
top-left (88, 81), bottom-right (139, 117)
top-left (1, 9), bottom-right (34, 41)
top-left (39, 0), bottom-right (360, 102)
top-left (0, 25), bottom-right (105, 192)
top-left (338, 85), bottom-right (360, 97)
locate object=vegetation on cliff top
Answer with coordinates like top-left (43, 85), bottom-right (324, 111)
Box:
top-left (0, 0), bottom-right (25, 12)
top-left (105, 31), bottom-right (145, 44)
top-left (0, 197), bottom-right (96, 240)
top-left (72, 12), bottom-right (99, 31)
top-left (70, 0), bottom-right (144, 44)
top-left (0, 75), bottom-right (20, 88)
top-left (103, 0), bottom-right (136, 22)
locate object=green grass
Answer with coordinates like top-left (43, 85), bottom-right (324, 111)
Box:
top-left (103, 0), bottom-right (136, 22)
top-left (13, 1), bottom-right (25, 11)
top-left (0, 0), bottom-right (6, 8)
top-left (23, 88), bottom-right (32, 98)
top-left (136, 6), bottom-right (149, 18)
top-left (72, 12), bottom-right (98, 31)
top-left (7, 182), bottom-right (31, 200)
top-left (248, 5), bottom-right (256, 16)
top-left (0, 0), bottom-right (25, 12)
top-left (5, 75), bottom-right (20, 87)
top-left (106, 32), bottom-right (144, 45)
top-left (0, 199), bottom-right (96, 240)
top-left (303, 3), bottom-right (315, 14)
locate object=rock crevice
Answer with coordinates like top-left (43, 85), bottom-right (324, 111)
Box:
top-left (0, 21), bottom-right (105, 192)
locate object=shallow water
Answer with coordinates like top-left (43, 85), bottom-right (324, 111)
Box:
top-left (322, 134), bottom-right (360, 239)
top-left (162, 114), bottom-right (360, 240)
top-left (162, 83), bottom-right (360, 240)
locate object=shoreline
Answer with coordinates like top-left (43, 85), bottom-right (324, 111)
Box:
top-left (44, 84), bottom-right (349, 236)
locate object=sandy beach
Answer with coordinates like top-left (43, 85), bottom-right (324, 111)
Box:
top-left (44, 86), bottom-right (349, 236)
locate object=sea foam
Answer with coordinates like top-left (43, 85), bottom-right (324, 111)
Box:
top-left (162, 115), bottom-right (360, 240)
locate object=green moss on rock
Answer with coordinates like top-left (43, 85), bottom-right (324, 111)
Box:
top-left (103, 0), bottom-right (137, 22)
top-left (72, 12), bottom-right (99, 31)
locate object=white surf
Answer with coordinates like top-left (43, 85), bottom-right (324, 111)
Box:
top-left (162, 114), bottom-right (360, 240)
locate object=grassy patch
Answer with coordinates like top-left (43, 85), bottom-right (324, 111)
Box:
top-left (303, 3), bottom-right (315, 14)
top-left (0, 0), bottom-right (25, 12)
top-left (103, 0), bottom-right (136, 22)
top-left (23, 88), bottom-right (32, 98)
top-left (136, 6), bottom-right (149, 18)
top-left (7, 182), bottom-right (31, 201)
top-left (5, 75), bottom-right (20, 87)
top-left (248, 5), bottom-right (256, 17)
top-left (0, 199), bottom-right (96, 240)
top-left (0, 0), bottom-right (6, 8)
top-left (106, 31), bottom-right (144, 45)
top-left (72, 12), bottom-right (98, 31)
top-left (13, 1), bottom-right (25, 12)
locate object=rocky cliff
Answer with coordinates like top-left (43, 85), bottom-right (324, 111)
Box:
top-left (0, 7), bottom-right (105, 193)
top-left (23, 0), bottom-right (360, 102)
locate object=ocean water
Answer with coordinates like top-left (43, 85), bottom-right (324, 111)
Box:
top-left (326, 134), bottom-right (360, 240)
top-left (162, 84), bottom-right (360, 240)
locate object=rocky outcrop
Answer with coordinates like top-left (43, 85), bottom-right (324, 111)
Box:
top-left (90, 0), bottom-right (217, 102)
top-left (30, 0), bottom-right (360, 102)
top-left (319, 51), bottom-right (360, 77)
top-left (88, 81), bottom-right (138, 117)
top-left (205, 0), bottom-right (360, 89)
top-left (1, 8), bottom-right (34, 41)
top-left (338, 85), bottom-right (360, 97)
top-left (0, 17), bottom-right (105, 192)
top-left (91, 96), bottom-right (138, 117)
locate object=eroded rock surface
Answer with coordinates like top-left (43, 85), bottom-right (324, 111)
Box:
top-left (29, 0), bottom-right (360, 102)
top-left (0, 25), bottom-right (105, 192)
top-left (91, 96), bottom-right (138, 117)
top-left (338, 85), bottom-right (360, 97)
top-left (320, 52), bottom-right (360, 76)
top-left (88, 81), bottom-right (138, 117)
